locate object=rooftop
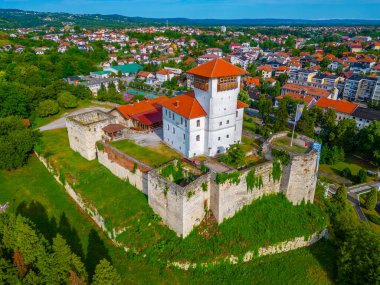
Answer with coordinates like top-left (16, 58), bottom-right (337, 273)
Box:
top-left (316, 98), bottom-right (358, 115)
top-left (187, 58), bottom-right (248, 78)
top-left (160, 91), bottom-right (207, 119)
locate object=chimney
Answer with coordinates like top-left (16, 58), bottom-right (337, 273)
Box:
top-left (174, 100), bottom-right (179, 108)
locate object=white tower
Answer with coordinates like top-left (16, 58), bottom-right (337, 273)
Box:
top-left (187, 58), bottom-right (248, 156)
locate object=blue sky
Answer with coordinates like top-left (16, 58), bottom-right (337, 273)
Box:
top-left (2, 0), bottom-right (380, 19)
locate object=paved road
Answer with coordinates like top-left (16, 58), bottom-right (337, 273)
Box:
top-left (39, 106), bottom-right (111, 131)
top-left (347, 182), bottom-right (380, 222)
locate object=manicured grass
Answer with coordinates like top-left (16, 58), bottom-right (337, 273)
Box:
top-left (272, 137), bottom-right (308, 154)
top-left (0, 155), bottom-right (335, 284)
top-left (319, 154), bottom-right (378, 185)
top-left (110, 138), bottom-right (180, 167)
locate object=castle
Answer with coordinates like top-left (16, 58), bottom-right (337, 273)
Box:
top-left (160, 59), bottom-right (248, 158)
top-left (66, 59), bottom-right (319, 237)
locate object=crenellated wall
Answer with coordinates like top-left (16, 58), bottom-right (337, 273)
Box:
top-left (147, 169), bottom-right (211, 237)
top-left (211, 161), bottom-right (282, 223)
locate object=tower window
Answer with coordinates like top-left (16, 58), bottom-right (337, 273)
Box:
top-left (226, 134), bottom-right (229, 138)
top-left (227, 120), bottom-right (229, 124)
top-left (196, 135), bottom-right (200, 141)
top-left (172, 127), bottom-right (175, 134)
top-left (218, 137), bottom-right (221, 141)
top-left (197, 120), bottom-right (200, 127)
top-left (219, 122), bottom-right (222, 126)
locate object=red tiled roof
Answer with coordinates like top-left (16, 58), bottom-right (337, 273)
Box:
top-left (282, 83), bottom-right (330, 98)
top-left (160, 91), bottom-right (207, 119)
top-left (237, 100), bottom-right (249, 109)
top-left (258, 65), bottom-right (272, 72)
top-left (245, 76), bottom-right (261, 87)
top-left (316, 98), bottom-right (358, 114)
top-left (187, 58), bottom-right (248, 78)
top-left (116, 97), bottom-right (168, 123)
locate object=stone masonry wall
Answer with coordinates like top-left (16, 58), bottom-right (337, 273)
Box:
top-left (96, 143), bottom-right (151, 194)
top-left (147, 170), bottom-right (211, 237)
top-left (211, 161), bottom-right (282, 224)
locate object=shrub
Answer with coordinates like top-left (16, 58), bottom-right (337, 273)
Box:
top-left (367, 213), bottom-right (380, 225)
top-left (364, 188), bottom-right (377, 210)
top-left (37, 99), bottom-right (59, 117)
top-left (57, 91), bottom-right (78, 109)
top-left (215, 171), bottom-right (241, 185)
top-left (356, 169), bottom-right (367, 184)
top-left (219, 143), bottom-right (245, 168)
top-left (341, 167), bottom-right (352, 178)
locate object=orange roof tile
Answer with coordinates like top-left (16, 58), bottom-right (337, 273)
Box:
top-left (237, 100), bottom-right (249, 109)
top-left (245, 76), bottom-right (261, 87)
top-left (187, 58), bottom-right (248, 78)
top-left (116, 97), bottom-right (168, 120)
top-left (160, 91), bottom-right (207, 119)
top-left (316, 98), bottom-right (358, 114)
top-left (258, 65), bottom-right (273, 72)
top-left (282, 83), bottom-right (330, 98)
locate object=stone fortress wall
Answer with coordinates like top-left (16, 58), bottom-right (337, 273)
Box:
top-left (66, 111), bottom-right (319, 237)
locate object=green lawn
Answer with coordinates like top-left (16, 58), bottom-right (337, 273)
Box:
top-left (272, 137), bottom-right (308, 154)
top-left (110, 138), bottom-right (180, 168)
top-left (0, 154), bottom-right (335, 284)
top-left (319, 154), bottom-right (378, 185)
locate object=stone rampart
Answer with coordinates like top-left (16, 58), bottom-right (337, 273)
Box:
top-left (211, 161), bottom-right (281, 223)
top-left (96, 143), bottom-right (151, 194)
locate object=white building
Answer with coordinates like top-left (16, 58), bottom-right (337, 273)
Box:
top-left (161, 58), bottom-right (248, 158)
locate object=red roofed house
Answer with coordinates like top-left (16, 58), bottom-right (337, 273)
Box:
top-left (316, 98), bottom-right (358, 122)
top-left (276, 93), bottom-right (317, 110)
top-left (281, 83), bottom-right (334, 100)
top-left (110, 97), bottom-right (169, 131)
top-left (156, 69), bottom-right (175, 83)
top-left (161, 58), bottom-right (248, 158)
top-left (257, 65), bottom-right (273, 78)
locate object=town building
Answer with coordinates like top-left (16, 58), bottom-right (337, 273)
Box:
top-left (342, 75), bottom-right (378, 102)
top-left (161, 58), bottom-right (248, 158)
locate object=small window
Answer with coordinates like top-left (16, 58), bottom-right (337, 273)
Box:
top-left (197, 120), bottom-right (200, 127)
top-left (219, 122), bottom-right (222, 126)
top-left (181, 117), bottom-right (183, 124)
top-left (183, 134), bottom-right (185, 139)
top-left (165, 109), bottom-right (167, 115)
top-left (196, 135), bottom-right (200, 141)
top-left (226, 120), bottom-right (229, 124)
top-left (185, 120), bottom-right (187, 127)
top-left (226, 134), bottom-right (229, 138)
top-left (167, 124), bottom-right (169, 130)
top-left (218, 137), bottom-right (221, 141)
top-left (236, 111), bottom-right (238, 117)
top-left (172, 127), bottom-right (175, 134)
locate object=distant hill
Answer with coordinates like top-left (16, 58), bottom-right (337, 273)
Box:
top-left (1, 8), bottom-right (380, 28)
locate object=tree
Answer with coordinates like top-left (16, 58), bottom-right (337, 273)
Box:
top-left (238, 90), bottom-right (250, 104)
top-left (356, 121), bottom-right (380, 166)
top-left (329, 119), bottom-right (357, 152)
top-left (273, 101), bottom-right (288, 132)
top-left (92, 259), bottom-right (120, 285)
top-left (296, 109), bottom-right (315, 137)
top-left (220, 143), bottom-right (245, 168)
top-left (0, 116), bottom-right (41, 170)
top-left (257, 95), bottom-right (273, 125)
top-left (57, 91), bottom-right (78, 109)
top-left (364, 188), bottom-right (377, 210)
top-left (37, 100), bottom-right (59, 117)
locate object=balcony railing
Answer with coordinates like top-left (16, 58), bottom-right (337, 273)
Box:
top-left (194, 81), bottom-right (209, 91)
top-left (217, 82), bottom-right (238, 91)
